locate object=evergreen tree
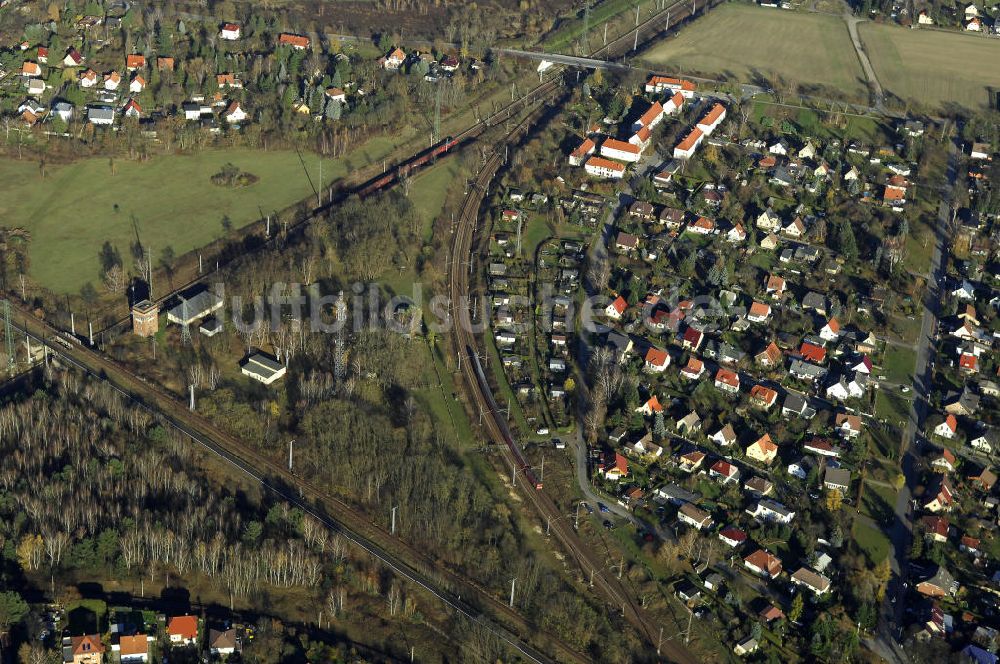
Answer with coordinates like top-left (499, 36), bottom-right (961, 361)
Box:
top-left (653, 411), bottom-right (665, 439)
top-left (789, 593), bottom-right (804, 623)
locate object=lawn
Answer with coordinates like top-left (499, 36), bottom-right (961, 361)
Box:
top-left (641, 4), bottom-right (867, 100)
top-left (875, 389), bottom-right (912, 428)
top-left (882, 344), bottom-right (917, 385)
top-left (0, 139), bottom-right (400, 293)
top-left (853, 518), bottom-right (891, 564)
top-left (408, 158), bottom-right (461, 241)
top-left (860, 481), bottom-right (898, 525)
top-left (860, 23), bottom-right (1000, 111)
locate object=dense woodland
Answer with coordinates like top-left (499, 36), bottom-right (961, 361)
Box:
top-left (2, 364), bottom-right (513, 658)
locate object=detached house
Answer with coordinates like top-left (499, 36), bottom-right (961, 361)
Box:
top-left (678, 502), bottom-right (713, 530)
top-left (219, 23), bottom-right (241, 40)
top-left (924, 474), bottom-right (955, 513)
top-left (279, 33), bottom-right (311, 50)
top-left (605, 295), bottom-right (627, 320)
top-left (744, 549), bottom-right (782, 579)
top-left (714, 368), bottom-right (740, 394)
top-left (749, 385), bottom-right (779, 410)
top-left (600, 452), bottom-right (630, 480)
top-left (746, 434), bottom-right (778, 465)
top-left (934, 414), bottom-right (958, 440)
top-left (819, 318), bottom-right (841, 342)
top-left (748, 301), bottom-right (771, 323)
top-left (710, 460), bottom-right (740, 484)
top-left (167, 615), bottom-right (198, 645)
top-left (790, 568), bottom-right (831, 596)
top-left (66, 634), bottom-right (105, 664)
top-left (711, 423), bottom-right (737, 447)
top-left (645, 346), bottom-right (670, 372)
top-left (756, 342), bottom-right (782, 368)
top-left (681, 356), bottom-right (705, 380)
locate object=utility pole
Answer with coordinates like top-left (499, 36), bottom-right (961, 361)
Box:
top-left (657, 627), bottom-right (663, 656)
top-left (634, 29), bottom-right (638, 51)
top-left (575, 502), bottom-right (581, 529)
top-left (635, 3), bottom-right (640, 25)
top-left (603, 22), bottom-right (607, 46)
top-left (70, 312), bottom-right (75, 337)
top-left (509, 577), bottom-right (516, 608)
top-left (88, 321), bottom-right (94, 347)
top-left (618, 554), bottom-right (624, 579)
top-left (288, 439), bottom-right (295, 471)
top-left (583, 0), bottom-right (591, 52)
top-left (546, 515), bottom-right (551, 536)
top-left (189, 384), bottom-right (195, 411)
top-left (391, 505), bottom-right (398, 535)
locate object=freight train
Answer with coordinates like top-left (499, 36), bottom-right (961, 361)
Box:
top-left (468, 345), bottom-right (543, 490)
top-left (357, 135), bottom-right (460, 199)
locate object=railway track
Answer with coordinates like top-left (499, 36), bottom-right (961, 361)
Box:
top-left (92, 0), bottom-right (704, 341)
top-left (8, 305), bottom-right (594, 664)
top-left (445, 101), bottom-right (699, 664)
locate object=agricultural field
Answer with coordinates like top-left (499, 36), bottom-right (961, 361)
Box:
top-left (860, 23), bottom-right (1000, 111)
top-left (641, 4), bottom-right (867, 99)
top-left (0, 140), bottom-right (398, 293)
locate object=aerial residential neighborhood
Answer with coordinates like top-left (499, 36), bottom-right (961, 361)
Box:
top-left (0, 0), bottom-right (998, 662)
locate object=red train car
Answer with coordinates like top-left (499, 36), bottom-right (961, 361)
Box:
top-left (357, 136), bottom-right (458, 199)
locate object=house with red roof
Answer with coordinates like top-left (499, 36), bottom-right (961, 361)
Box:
top-left (167, 615), bottom-right (198, 645)
top-left (116, 633), bottom-right (152, 663)
top-left (584, 156), bottom-right (625, 179)
top-left (756, 342), bottom-right (782, 367)
top-left (680, 356), bottom-right (705, 380)
top-left (645, 346), bottom-right (670, 372)
top-left (922, 515), bottom-right (949, 542)
top-left (673, 127), bottom-right (704, 159)
top-left (714, 368), bottom-right (740, 394)
top-left (601, 138), bottom-right (642, 163)
top-left (644, 75), bottom-right (696, 97)
top-left (279, 33), bottom-right (311, 50)
top-left (663, 91), bottom-right (685, 114)
top-left (568, 137), bottom-right (596, 166)
top-left (688, 216), bottom-right (715, 235)
top-left (820, 318), bottom-right (841, 342)
top-left (924, 474), bottom-right (955, 513)
top-left (748, 301), bottom-right (771, 323)
top-left (718, 525), bottom-right (747, 547)
top-left (632, 100), bottom-right (665, 133)
top-left (125, 54), bottom-right (145, 70)
top-left (682, 327), bottom-right (704, 351)
top-left (934, 414), bottom-right (958, 440)
top-left (744, 549), bottom-right (782, 579)
top-left (799, 342), bottom-right (827, 364)
top-left (710, 460), bottom-right (739, 483)
top-left (600, 452), bottom-right (629, 480)
top-left (696, 103), bottom-right (726, 136)
top-left (746, 434), bottom-right (778, 465)
top-left (220, 23), bottom-right (241, 40)
top-left (931, 448), bottom-right (957, 473)
top-left (749, 385), bottom-right (778, 410)
top-left (68, 634), bottom-right (105, 664)
top-left (959, 353), bottom-right (978, 374)
top-left (605, 295), bottom-right (627, 320)
top-left (636, 395), bottom-right (663, 416)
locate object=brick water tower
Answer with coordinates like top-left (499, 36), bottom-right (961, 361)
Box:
top-left (131, 300), bottom-right (159, 337)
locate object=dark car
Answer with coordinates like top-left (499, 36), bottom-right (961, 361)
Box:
top-left (598, 502), bottom-right (610, 513)
top-left (603, 520), bottom-right (615, 530)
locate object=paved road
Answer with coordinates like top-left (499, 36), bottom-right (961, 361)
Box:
top-left (869, 128), bottom-right (959, 662)
top-left (842, 7), bottom-right (887, 113)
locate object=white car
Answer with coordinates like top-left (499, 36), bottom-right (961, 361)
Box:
top-left (536, 427), bottom-right (549, 435)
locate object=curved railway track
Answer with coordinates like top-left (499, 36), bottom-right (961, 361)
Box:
top-left (445, 106), bottom-right (699, 664)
